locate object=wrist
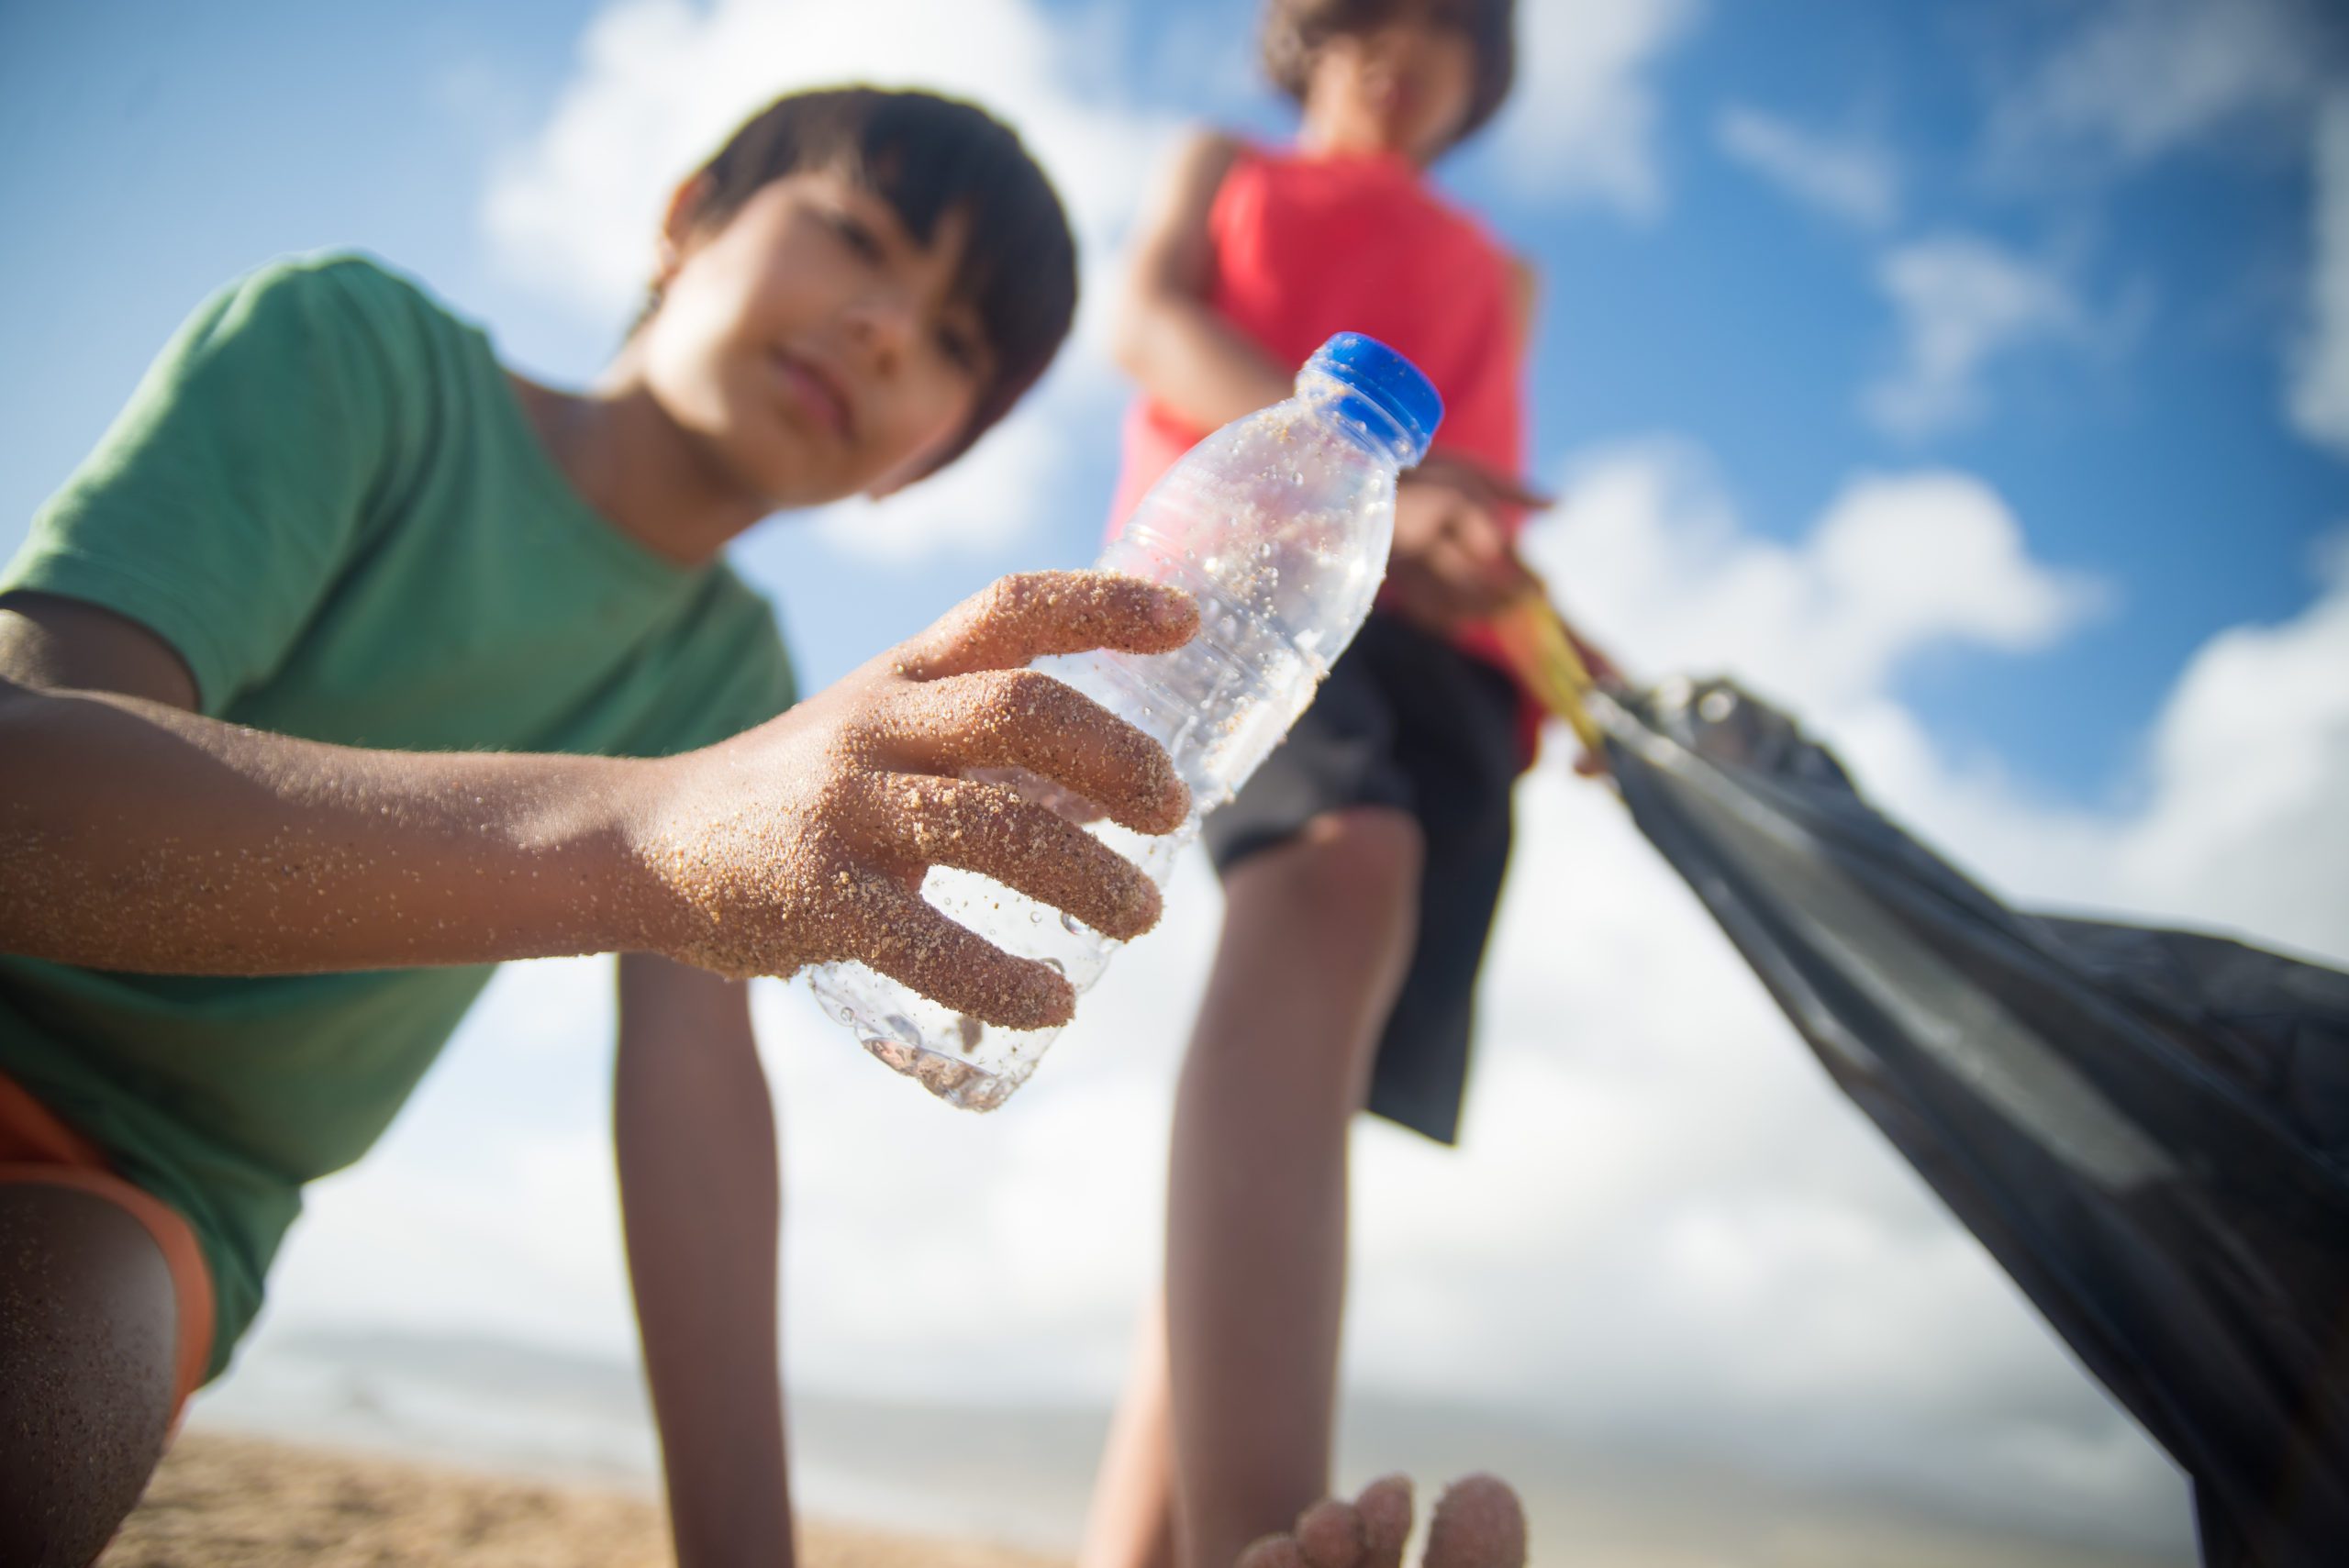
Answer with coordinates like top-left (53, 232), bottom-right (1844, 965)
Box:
top-left (525, 751), bottom-right (692, 958)
top-left (615, 752), bottom-right (710, 959)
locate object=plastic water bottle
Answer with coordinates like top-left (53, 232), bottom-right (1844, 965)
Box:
top-left (809, 333), bottom-right (1442, 1109)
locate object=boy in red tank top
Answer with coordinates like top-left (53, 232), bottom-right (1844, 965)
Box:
top-left (1085, 4), bottom-right (1541, 1563)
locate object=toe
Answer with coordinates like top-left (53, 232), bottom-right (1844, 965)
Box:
top-left (1237, 1536), bottom-right (1309, 1568)
top-left (1354, 1474), bottom-right (1413, 1567)
top-left (1422, 1473), bottom-right (1526, 1568)
top-left (1294, 1498), bottom-right (1365, 1568)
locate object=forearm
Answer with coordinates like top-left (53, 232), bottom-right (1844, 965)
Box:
top-left (1116, 293), bottom-right (1293, 434)
top-left (0, 677), bottom-right (668, 973)
top-left (616, 957), bottom-right (792, 1568)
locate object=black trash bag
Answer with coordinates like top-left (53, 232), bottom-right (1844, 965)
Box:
top-left (1598, 676), bottom-right (2349, 1568)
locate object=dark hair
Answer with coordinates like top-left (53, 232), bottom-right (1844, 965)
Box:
top-left (1262, 0), bottom-right (1517, 150)
top-left (668, 87), bottom-right (1077, 475)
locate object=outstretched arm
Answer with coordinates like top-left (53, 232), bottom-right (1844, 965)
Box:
top-left (0, 591), bottom-right (646, 973)
top-left (616, 952), bottom-right (791, 1568)
top-left (0, 570), bottom-right (1197, 1027)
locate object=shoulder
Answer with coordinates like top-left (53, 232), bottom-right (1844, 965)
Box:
top-left (211, 251), bottom-right (452, 334)
top-left (188, 252), bottom-right (477, 390)
top-left (1155, 127), bottom-right (1249, 212)
top-left (1130, 128), bottom-right (1252, 278)
top-left (1172, 126), bottom-right (1247, 177)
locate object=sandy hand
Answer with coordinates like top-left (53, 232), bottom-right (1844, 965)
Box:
top-left (632, 571), bottom-right (1197, 1028)
top-left (1386, 471), bottom-right (1541, 634)
top-left (1236, 1474), bottom-right (1526, 1568)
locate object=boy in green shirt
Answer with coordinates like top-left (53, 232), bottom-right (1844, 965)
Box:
top-left (0, 87), bottom-right (1199, 1567)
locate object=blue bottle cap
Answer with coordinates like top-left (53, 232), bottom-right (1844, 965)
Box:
top-left (1306, 332), bottom-right (1443, 466)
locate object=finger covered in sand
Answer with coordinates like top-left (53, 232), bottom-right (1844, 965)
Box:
top-left (894, 570), bottom-right (1199, 680)
top-left (650, 572), bottom-right (1198, 1021)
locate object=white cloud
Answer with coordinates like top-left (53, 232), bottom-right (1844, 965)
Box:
top-left (2289, 94), bottom-right (2349, 460)
top-left (1981, 3), bottom-right (2346, 464)
top-left (480, 0), bottom-right (1175, 324)
top-left (1486, 0), bottom-right (1702, 216)
top-left (2101, 528), bottom-right (2349, 957)
top-left (1991, 0), bottom-right (2337, 171)
top-left (1523, 443), bottom-right (2348, 964)
top-left (1530, 444), bottom-right (2105, 712)
top-left (1862, 234), bottom-right (2089, 439)
top-left (1715, 105), bottom-right (1898, 229)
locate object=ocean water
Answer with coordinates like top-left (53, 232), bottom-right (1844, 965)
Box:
top-left (190, 1329), bottom-right (2194, 1566)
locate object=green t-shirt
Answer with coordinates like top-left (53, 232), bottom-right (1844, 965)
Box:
top-left (0, 254), bottom-right (796, 1380)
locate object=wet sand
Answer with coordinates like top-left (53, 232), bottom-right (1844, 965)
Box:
top-left (101, 1429), bottom-right (1063, 1568)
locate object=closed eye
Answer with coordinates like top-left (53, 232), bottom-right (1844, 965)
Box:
top-left (829, 210), bottom-right (885, 262)
top-left (934, 322), bottom-right (981, 374)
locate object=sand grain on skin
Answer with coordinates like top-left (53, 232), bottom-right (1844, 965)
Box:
top-left (895, 572), bottom-right (1199, 681)
top-left (654, 572), bottom-right (1195, 1029)
top-left (874, 775), bottom-right (1163, 940)
top-left (874, 670), bottom-right (1188, 836)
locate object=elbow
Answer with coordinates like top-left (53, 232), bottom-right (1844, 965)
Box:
top-left (1109, 320), bottom-right (1147, 385)
top-left (0, 681), bottom-right (53, 929)
top-left (0, 675), bottom-right (43, 761)
top-left (1108, 286), bottom-right (1161, 385)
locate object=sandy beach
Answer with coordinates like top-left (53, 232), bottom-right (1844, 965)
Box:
top-left (139, 1328), bottom-right (2200, 1568)
top-left (101, 1429), bottom-right (1063, 1568)
top-left (100, 1418), bottom-right (2194, 1568)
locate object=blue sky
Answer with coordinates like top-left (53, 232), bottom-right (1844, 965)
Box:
top-left (4, 0), bottom-right (2341, 807)
top-left (6, 3), bottom-right (2347, 1553)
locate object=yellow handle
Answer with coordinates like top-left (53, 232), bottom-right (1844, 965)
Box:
top-left (1490, 594), bottom-right (1608, 757)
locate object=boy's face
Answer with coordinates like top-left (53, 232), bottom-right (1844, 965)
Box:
top-left (1307, 0), bottom-right (1479, 164)
top-left (640, 169), bottom-right (994, 509)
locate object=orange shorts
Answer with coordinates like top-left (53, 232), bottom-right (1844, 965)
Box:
top-left (0, 1071), bottom-right (214, 1418)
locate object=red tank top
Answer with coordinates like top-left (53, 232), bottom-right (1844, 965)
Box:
top-left (1108, 143), bottom-right (1536, 742)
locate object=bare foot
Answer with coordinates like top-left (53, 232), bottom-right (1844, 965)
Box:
top-left (1233, 1474), bottom-right (1525, 1568)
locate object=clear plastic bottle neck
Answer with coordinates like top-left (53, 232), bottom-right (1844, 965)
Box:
top-left (1292, 365), bottom-right (1418, 469)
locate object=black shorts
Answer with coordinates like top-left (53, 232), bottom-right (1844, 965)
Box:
top-left (1202, 612), bottom-right (1520, 1145)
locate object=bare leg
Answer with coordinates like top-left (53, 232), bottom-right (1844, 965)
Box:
top-left (1167, 806), bottom-right (1424, 1568)
top-left (1080, 1295), bottom-right (1177, 1568)
top-left (0, 1182), bottom-right (180, 1567)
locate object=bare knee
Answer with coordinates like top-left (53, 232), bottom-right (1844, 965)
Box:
top-left (0, 1183), bottom-right (179, 1568)
top-left (1228, 806), bottom-right (1424, 961)
top-left (1208, 808), bottom-right (1426, 1097)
